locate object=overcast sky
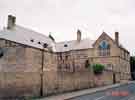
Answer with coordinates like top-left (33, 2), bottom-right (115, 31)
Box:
top-left (0, 0), bottom-right (135, 55)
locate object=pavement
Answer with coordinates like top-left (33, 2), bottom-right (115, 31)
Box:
top-left (37, 81), bottom-right (135, 100)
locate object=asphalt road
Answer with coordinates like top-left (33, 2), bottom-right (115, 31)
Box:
top-left (69, 83), bottom-right (135, 100)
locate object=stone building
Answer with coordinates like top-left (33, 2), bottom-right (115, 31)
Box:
top-left (0, 15), bottom-right (131, 98)
top-left (0, 15), bottom-right (58, 98)
top-left (56, 30), bottom-right (130, 81)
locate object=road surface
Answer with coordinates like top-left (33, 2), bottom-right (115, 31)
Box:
top-left (69, 83), bottom-right (135, 100)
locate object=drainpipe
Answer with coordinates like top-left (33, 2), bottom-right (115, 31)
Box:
top-left (40, 49), bottom-right (44, 97)
top-left (72, 55), bottom-right (75, 72)
top-left (112, 64), bottom-right (115, 84)
top-left (119, 56), bottom-right (121, 83)
top-left (89, 58), bottom-right (94, 87)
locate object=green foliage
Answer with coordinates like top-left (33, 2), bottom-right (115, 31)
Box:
top-left (92, 64), bottom-right (105, 74)
top-left (130, 56), bottom-right (135, 79)
top-left (130, 56), bottom-right (135, 68)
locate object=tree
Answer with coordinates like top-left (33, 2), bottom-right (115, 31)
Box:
top-left (130, 56), bottom-right (135, 80)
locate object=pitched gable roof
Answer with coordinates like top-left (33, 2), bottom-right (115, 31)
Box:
top-left (92, 32), bottom-right (116, 47)
top-left (54, 38), bottom-right (95, 52)
top-left (92, 32), bottom-right (129, 53)
top-left (0, 25), bottom-right (54, 50)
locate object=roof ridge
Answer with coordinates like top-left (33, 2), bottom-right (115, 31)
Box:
top-left (56, 38), bottom-right (95, 44)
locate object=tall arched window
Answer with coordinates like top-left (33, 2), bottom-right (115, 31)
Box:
top-left (98, 40), bottom-right (110, 56)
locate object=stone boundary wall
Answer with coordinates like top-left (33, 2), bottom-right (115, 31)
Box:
top-left (43, 70), bottom-right (114, 96)
top-left (0, 72), bottom-right (41, 99)
top-left (0, 71), bottom-right (114, 98)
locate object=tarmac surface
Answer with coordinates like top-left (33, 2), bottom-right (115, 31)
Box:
top-left (69, 83), bottom-right (135, 100)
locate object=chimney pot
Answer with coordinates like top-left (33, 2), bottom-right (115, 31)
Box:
top-left (7, 15), bottom-right (16, 29)
top-left (115, 32), bottom-right (119, 46)
top-left (77, 29), bottom-right (81, 42)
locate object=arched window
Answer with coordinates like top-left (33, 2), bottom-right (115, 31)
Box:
top-left (98, 40), bottom-right (110, 56)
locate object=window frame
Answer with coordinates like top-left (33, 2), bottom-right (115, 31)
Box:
top-left (98, 40), bottom-right (110, 56)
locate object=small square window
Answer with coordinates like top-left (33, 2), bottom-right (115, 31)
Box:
top-left (38, 42), bottom-right (41, 44)
top-left (65, 55), bottom-right (68, 60)
top-left (64, 44), bottom-right (68, 47)
top-left (43, 43), bottom-right (48, 48)
top-left (30, 39), bottom-right (34, 42)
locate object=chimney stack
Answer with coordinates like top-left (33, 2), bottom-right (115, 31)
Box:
top-left (115, 32), bottom-right (119, 46)
top-left (7, 15), bottom-right (16, 29)
top-left (77, 29), bottom-right (81, 42)
top-left (49, 33), bottom-right (55, 42)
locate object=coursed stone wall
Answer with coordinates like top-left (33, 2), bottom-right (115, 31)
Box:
top-left (0, 40), bottom-right (41, 98)
top-left (0, 39), bottom-right (129, 98)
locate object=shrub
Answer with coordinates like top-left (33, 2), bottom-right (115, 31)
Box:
top-left (92, 64), bottom-right (105, 74)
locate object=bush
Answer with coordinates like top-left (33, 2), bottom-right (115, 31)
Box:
top-left (92, 64), bottom-right (105, 74)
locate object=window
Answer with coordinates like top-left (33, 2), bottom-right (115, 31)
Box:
top-left (0, 48), bottom-right (4, 58)
top-left (65, 64), bottom-right (70, 70)
top-left (5, 40), bottom-right (13, 47)
top-left (58, 64), bottom-right (71, 72)
top-left (38, 42), bottom-right (41, 44)
top-left (123, 51), bottom-right (128, 60)
top-left (64, 44), bottom-right (68, 47)
top-left (124, 51), bottom-right (126, 60)
top-left (59, 53), bottom-right (62, 60)
top-left (43, 43), bottom-right (48, 48)
top-left (106, 64), bottom-right (113, 70)
top-left (30, 39), bottom-right (34, 42)
top-left (65, 55), bottom-right (68, 60)
top-left (85, 60), bottom-right (89, 68)
top-left (98, 40), bottom-right (110, 56)
top-left (58, 65), bottom-right (62, 70)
